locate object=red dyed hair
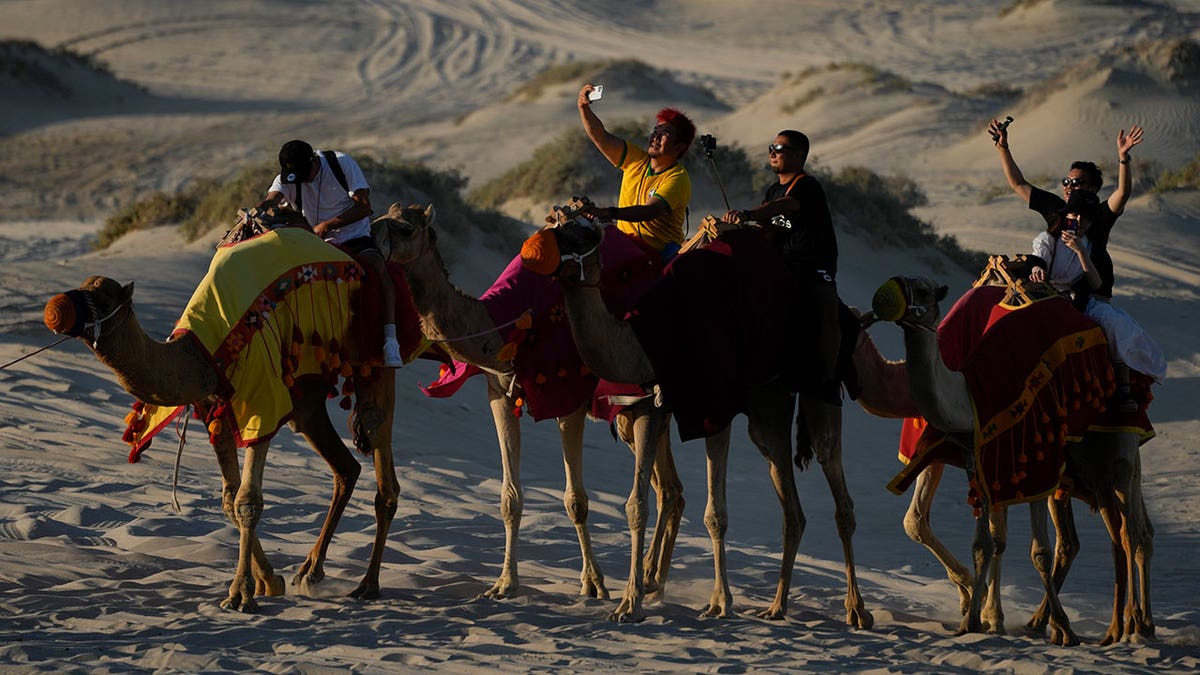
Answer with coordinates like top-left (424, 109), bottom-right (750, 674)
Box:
top-left (656, 107), bottom-right (696, 152)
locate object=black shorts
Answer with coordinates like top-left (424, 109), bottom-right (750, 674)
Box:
top-left (339, 235), bottom-right (381, 258)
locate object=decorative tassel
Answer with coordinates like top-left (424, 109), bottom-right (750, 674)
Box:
top-left (339, 396), bottom-right (353, 410)
top-left (340, 362), bottom-right (354, 378)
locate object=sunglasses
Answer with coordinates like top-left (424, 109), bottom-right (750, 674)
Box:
top-left (768, 143), bottom-right (797, 155)
top-left (1061, 177), bottom-right (1091, 188)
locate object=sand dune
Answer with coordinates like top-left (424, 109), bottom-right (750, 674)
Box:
top-left (2, 1), bottom-right (1199, 671)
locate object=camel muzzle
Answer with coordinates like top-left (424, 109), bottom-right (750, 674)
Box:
top-left (44, 292), bottom-right (85, 337)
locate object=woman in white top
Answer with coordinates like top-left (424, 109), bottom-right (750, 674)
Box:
top-left (1029, 190), bottom-right (1166, 411)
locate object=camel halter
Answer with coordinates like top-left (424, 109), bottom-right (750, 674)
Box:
top-left (80, 295), bottom-right (131, 348)
top-left (875, 277), bottom-right (938, 333)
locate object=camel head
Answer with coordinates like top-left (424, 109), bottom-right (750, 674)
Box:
top-left (44, 276), bottom-right (136, 347)
top-left (520, 198), bottom-right (604, 282)
top-left (871, 276), bottom-right (948, 331)
top-left (372, 203), bottom-right (436, 264)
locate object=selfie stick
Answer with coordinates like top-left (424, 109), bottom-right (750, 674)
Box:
top-left (705, 144), bottom-right (731, 211)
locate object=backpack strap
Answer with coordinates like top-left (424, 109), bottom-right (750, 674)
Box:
top-left (321, 150), bottom-right (351, 194)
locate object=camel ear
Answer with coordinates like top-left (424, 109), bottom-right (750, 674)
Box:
top-left (122, 281), bottom-right (135, 303)
top-left (935, 285), bottom-right (948, 302)
top-left (387, 202), bottom-right (404, 217)
top-left (424, 204), bottom-right (435, 225)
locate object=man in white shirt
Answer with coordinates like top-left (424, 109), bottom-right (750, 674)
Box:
top-left (263, 139), bottom-right (403, 367)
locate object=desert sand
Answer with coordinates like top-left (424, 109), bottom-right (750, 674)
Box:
top-left (1, 1), bottom-right (1198, 672)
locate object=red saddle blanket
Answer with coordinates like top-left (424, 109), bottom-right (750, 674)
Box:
top-left (421, 226), bottom-right (661, 421)
top-left (889, 286), bottom-right (1154, 509)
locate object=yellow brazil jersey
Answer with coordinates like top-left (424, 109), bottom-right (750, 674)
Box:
top-left (615, 141), bottom-right (691, 252)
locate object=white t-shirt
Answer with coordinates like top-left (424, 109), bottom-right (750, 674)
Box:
top-left (268, 151), bottom-right (371, 245)
top-left (1032, 231), bottom-right (1091, 292)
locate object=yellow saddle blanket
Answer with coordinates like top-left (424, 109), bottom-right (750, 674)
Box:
top-left (125, 226), bottom-right (361, 456)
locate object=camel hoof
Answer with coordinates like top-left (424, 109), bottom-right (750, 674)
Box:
top-left (609, 602), bottom-right (645, 623)
top-left (700, 604), bottom-right (729, 619)
top-left (349, 581), bottom-right (381, 600)
top-left (481, 578), bottom-right (518, 599)
top-left (220, 594), bottom-right (259, 613)
top-left (848, 607), bottom-right (874, 630)
top-left (581, 579), bottom-right (610, 600)
top-left (258, 574), bottom-right (286, 597)
top-left (756, 606), bottom-right (785, 621)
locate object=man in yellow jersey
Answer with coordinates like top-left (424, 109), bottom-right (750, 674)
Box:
top-left (577, 83), bottom-right (695, 257)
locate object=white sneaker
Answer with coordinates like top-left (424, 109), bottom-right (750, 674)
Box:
top-left (382, 338), bottom-right (404, 368)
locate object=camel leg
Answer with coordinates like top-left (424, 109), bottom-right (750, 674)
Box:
top-left (643, 417), bottom-right (683, 596)
top-left (289, 381), bottom-right (363, 591)
top-left (1129, 449), bottom-right (1155, 639)
top-left (798, 399), bottom-right (872, 629)
top-left (1029, 499), bottom-right (1079, 645)
top-left (1132, 491), bottom-right (1155, 639)
top-left (904, 464), bottom-right (972, 616)
top-left (482, 373), bottom-right (523, 599)
top-left (981, 507), bottom-right (1007, 635)
top-left (1124, 449), bottom-right (1154, 640)
top-left (957, 458), bottom-right (994, 636)
top-left (221, 441), bottom-right (270, 612)
top-left (209, 427), bottom-right (283, 598)
top-left (699, 426), bottom-right (733, 618)
top-left (747, 387), bottom-right (803, 620)
top-left (557, 404), bottom-right (609, 599)
top-left (349, 369), bottom-right (399, 600)
top-left (609, 405), bottom-right (663, 623)
top-left (1094, 483), bottom-right (1131, 646)
top-left (1027, 494), bottom-right (1079, 635)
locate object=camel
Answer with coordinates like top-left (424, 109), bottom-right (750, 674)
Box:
top-left (870, 275), bottom-right (1153, 645)
top-left (371, 203), bottom-right (685, 608)
top-left (42, 222), bottom-right (403, 612)
top-left (532, 206), bottom-right (882, 626)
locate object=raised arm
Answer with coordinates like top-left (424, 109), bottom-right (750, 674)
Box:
top-left (1108, 124), bottom-right (1143, 216)
top-left (578, 84), bottom-right (625, 166)
top-left (988, 117), bottom-right (1033, 203)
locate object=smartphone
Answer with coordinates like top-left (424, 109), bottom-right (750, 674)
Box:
top-left (587, 85), bottom-right (603, 102)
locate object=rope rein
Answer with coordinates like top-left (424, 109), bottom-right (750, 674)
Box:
top-left (0, 336), bottom-right (72, 370)
top-left (428, 310), bottom-right (531, 344)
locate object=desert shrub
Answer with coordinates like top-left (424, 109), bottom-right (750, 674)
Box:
top-left (102, 158), bottom-right (525, 261)
top-left (822, 165), bottom-right (987, 273)
top-left (468, 122), bottom-right (646, 207)
top-left (960, 82), bottom-right (1023, 100)
top-left (95, 190), bottom-right (201, 249)
top-left (361, 157), bottom-right (527, 256)
top-left (507, 59), bottom-right (615, 101)
top-left (999, 0), bottom-right (1048, 17)
top-left (179, 166), bottom-right (272, 241)
top-left (1151, 152), bottom-right (1200, 193)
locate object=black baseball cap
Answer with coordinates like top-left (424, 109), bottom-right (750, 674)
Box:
top-left (279, 139), bottom-right (315, 184)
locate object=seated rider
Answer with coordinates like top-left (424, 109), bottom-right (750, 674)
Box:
top-left (576, 83), bottom-right (695, 260)
top-left (1029, 190), bottom-right (1166, 411)
top-left (260, 140), bottom-right (403, 367)
top-left (722, 129), bottom-right (841, 408)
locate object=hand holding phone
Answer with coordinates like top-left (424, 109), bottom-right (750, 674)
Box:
top-left (587, 85), bottom-right (603, 102)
